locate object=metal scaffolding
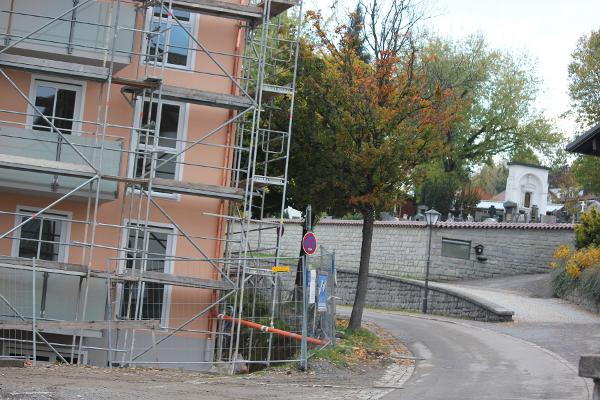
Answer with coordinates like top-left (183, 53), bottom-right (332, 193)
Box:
top-left (0, 0), bottom-right (317, 372)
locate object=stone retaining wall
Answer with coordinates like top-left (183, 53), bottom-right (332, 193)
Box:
top-left (335, 269), bottom-right (514, 322)
top-left (246, 219), bottom-right (574, 281)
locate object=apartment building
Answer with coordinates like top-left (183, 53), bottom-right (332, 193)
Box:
top-left (0, 0), bottom-right (300, 370)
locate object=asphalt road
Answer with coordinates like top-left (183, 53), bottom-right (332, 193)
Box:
top-left (362, 310), bottom-right (590, 400)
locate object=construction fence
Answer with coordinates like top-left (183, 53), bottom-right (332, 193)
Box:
top-left (0, 246), bottom-right (336, 371)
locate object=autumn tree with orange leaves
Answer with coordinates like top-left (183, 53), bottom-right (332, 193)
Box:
top-left (299, 1), bottom-right (462, 329)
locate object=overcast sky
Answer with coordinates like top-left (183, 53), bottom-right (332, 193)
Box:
top-left (305, 0), bottom-right (600, 139)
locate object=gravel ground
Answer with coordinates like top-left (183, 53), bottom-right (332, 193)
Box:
top-left (0, 322), bottom-right (415, 400)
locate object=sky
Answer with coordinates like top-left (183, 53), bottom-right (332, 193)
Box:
top-left (305, 0), bottom-right (600, 140)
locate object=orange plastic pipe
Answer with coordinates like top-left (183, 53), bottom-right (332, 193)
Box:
top-left (218, 314), bottom-right (328, 346)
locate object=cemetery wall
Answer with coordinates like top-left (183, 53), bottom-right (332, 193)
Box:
top-left (245, 219), bottom-right (574, 281)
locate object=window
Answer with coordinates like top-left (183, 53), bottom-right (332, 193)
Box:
top-left (14, 208), bottom-right (70, 262)
top-left (120, 224), bottom-right (172, 325)
top-left (146, 6), bottom-right (196, 69)
top-left (132, 101), bottom-right (184, 193)
top-left (30, 79), bottom-right (82, 135)
top-left (524, 191), bottom-right (532, 208)
top-left (441, 238), bottom-right (471, 260)
top-left (12, 208), bottom-right (71, 319)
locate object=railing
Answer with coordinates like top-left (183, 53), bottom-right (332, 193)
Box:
top-left (0, 0), bottom-right (135, 68)
top-left (0, 125), bottom-right (122, 199)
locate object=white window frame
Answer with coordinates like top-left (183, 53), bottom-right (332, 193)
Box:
top-left (142, 5), bottom-right (199, 71)
top-left (116, 220), bottom-right (176, 329)
top-left (26, 75), bottom-right (86, 136)
top-left (127, 98), bottom-right (187, 200)
top-left (11, 206), bottom-right (72, 264)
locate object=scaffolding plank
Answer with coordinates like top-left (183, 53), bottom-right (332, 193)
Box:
top-left (0, 256), bottom-right (88, 276)
top-left (0, 154), bottom-right (96, 179)
top-left (252, 175), bottom-right (286, 186)
top-left (122, 84), bottom-right (254, 110)
top-left (260, 0), bottom-right (298, 18)
top-left (105, 175), bottom-right (246, 201)
top-left (0, 320), bottom-right (160, 331)
top-left (151, 177), bottom-right (245, 200)
top-left (117, 270), bottom-right (234, 291)
top-left (160, 85), bottom-right (254, 110)
top-left (112, 76), bottom-right (161, 90)
top-left (0, 54), bottom-right (109, 81)
top-left (0, 257), bottom-right (234, 291)
top-left (260, 84), bottom-right (294, 101)
top-left (142, 0), bottom-right (296, 23)
top-left (171, 0), bottom-right (263, 23)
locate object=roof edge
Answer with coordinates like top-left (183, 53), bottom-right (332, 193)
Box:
top-left (566, 121), bottom-right (600, 153)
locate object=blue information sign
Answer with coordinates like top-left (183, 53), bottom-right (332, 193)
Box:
top-left (318, 274), bottom-right (327, 312)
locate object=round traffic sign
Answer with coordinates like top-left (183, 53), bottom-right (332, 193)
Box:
top-left (302, 231), bottom-right (317, 255)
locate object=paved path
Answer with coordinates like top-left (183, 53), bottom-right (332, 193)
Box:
top-left (437, 273), bottom-right (600, 365)
top-left (363, 310), bottom-right (589, 399)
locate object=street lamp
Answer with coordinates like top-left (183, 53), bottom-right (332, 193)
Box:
top-left (422, 208), bottom-right (441, 314)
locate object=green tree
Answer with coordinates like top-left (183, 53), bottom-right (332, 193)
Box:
top-left (302, 2), bottom-right (460, 330)
top-left (344, 3), bottom-right (370, 63)
top-left (455, 186), bottom-right (482, 218)
top-left (422, 36), bottom-right (562, 171)
top-left (575, 208), bottom-right (600, 249)
top-left (471, 162), bottom-right (508, 196)
top-left (573, 156), bottom-right (600, 194)
top-left (415, 35), bottom-right (560, 214)
top-left (418, 163), bottom-right (466, 218)
top-left (419, 172), bottom-right (460, 218)
top-left (568, 29), bottom-right (600, 196)
top-left (568, 29), bottom-right (600, 128)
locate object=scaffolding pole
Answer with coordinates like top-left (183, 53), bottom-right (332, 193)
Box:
top-left (0, 0), bottom-right (305, 372)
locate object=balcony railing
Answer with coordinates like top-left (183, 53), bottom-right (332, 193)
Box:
top-left (0, 125), bottom-right (122, 200)
top-left (0, 0), bottom-right (135, 69)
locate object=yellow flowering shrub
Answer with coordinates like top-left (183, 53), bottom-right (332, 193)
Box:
top-left (551, 242), bottom-right (600, 301)
top-left (555, 246), bottom-right (600, 278)
top-left (553, 244), bottom-right (571, 260)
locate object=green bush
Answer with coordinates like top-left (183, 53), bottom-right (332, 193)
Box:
top-left (575, 208), bottom-right (600, 249)
top-left (550, 264), bottom-right (578, 297)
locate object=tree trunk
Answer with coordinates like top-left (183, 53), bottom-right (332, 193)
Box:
top-left (348, 206), bottom-right (375, 330)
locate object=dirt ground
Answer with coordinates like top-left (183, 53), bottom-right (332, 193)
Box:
top-left (0, 322), bottom-right (414, 400)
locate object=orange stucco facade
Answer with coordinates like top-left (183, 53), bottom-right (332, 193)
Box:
top-left (0, 1), bottom-right (246, 336)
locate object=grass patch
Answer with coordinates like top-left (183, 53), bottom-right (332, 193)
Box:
top-left (580, 266), bottom-right (600, 302)
top-left (311, 319), bottom-right (389, 367)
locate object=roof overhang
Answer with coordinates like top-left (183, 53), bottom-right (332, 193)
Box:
top-left (566, 122), bottom-right (600, 156)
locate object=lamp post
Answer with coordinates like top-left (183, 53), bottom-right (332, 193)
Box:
top-left (422, 208), bottom-right (441, 314)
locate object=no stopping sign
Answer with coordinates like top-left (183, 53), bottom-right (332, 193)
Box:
top-left (302, 232), bottom-right (317, 255)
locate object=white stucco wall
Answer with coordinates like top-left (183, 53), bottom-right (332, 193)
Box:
top-left (505, 163), bottom-right (549, 216)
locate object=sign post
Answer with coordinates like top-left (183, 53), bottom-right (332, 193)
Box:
top-left (300, 205), bottom-right (312, 370)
